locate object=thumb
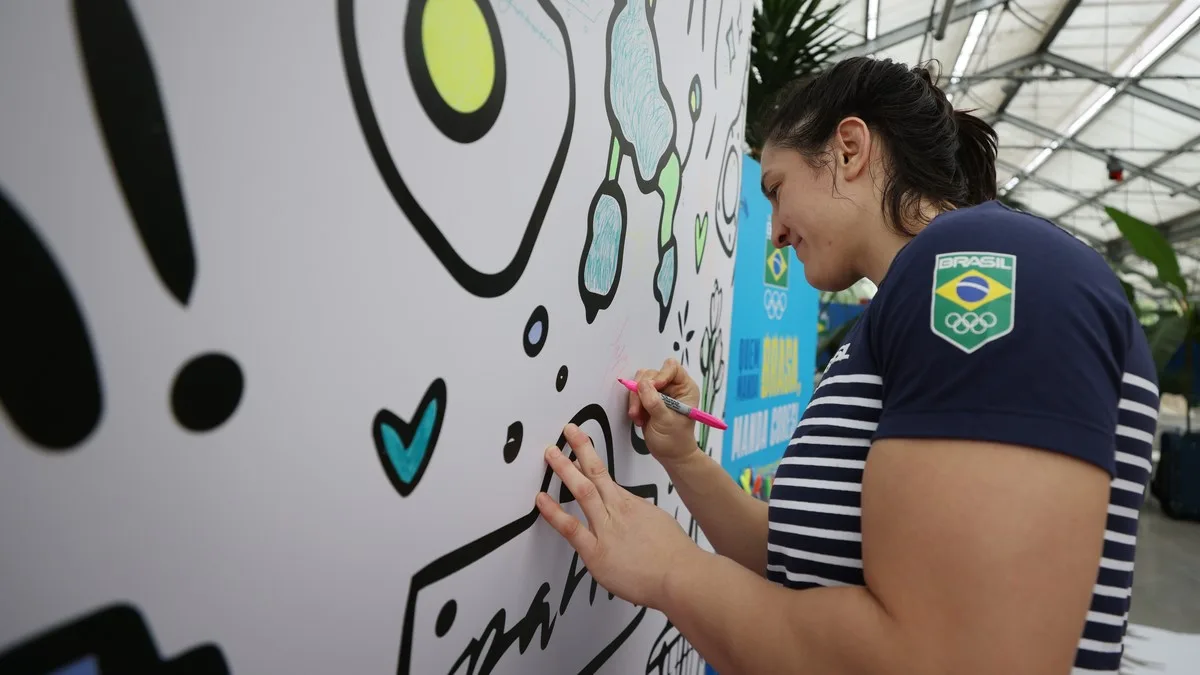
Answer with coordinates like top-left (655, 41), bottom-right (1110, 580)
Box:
top-left (637, 380), bottom-right (667, 417)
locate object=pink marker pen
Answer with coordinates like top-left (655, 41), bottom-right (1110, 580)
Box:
top-left (616, 378), bottom-right (728, 431)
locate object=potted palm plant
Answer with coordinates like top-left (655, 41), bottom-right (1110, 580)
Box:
top-left (746, 0), bottom-right (847, 158)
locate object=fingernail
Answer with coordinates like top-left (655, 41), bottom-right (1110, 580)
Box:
top-left (564, 423), bottom-right (579, 434)
top-left (545, 445), bottom-right (559, 459)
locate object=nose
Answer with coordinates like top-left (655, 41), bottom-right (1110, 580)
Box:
top-left (770, 215), bottom-right (789, 248)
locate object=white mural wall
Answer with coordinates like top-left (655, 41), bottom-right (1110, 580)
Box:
top-left (0, 0), bottom-right (752, 673)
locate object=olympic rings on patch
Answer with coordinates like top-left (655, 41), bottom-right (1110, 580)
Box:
top-left (944, 311), bottom-right (998, 335)
top-left (763, 288), bottom-right (788, 319)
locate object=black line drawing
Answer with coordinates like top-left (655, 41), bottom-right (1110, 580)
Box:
top-left (73, 0), bottom-right (195, 305)
top-left (578, 0), bottom-right (704, 333)
top-left (396, 404), bottom-right (658, 674)
top-left (713, 61), bottom-right (749, 259)
top-left (631, 421), bottom-right (650, 455)
top-left (693, 212), bottom-right (709, 272)
top-left (645, 619), bottom-right (704, 675)
top-left (372, 378), bottom-right (448, 498)
top-left (75, 0), bottom-right (247, 435)
top-left (711, 0), bottom-right (724, 89)
top-left (698, 280), bottom-right (726, 453)
top-left (556, 365), bottom-right (570, 392)
top-left (673, 301), bottom-right (695, 367)
top-left (524, 305), bottom-right (550, 357)
top-left (171, 352), bottom-right (245, 432)
top-left (77, 0), bottom-right (245, 435)
top-left (2, 0), bottom-right (245, 450)
top-left (0, 603), bottom-right (229, 674)
top-left (338, 0), bottom-right (576, 298)
top-left (503, 421), bottom-right (524, 464)
top-left (0, 189), bottom-right (103, 451)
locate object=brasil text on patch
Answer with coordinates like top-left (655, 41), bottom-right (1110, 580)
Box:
top-left (930, 252), bottom-right (1016, 353)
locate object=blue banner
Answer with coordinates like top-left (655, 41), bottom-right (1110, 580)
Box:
top-left (718, 156), bottom-right (820, 503)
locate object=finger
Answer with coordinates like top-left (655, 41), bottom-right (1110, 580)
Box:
top-left (536, 492), bottom-right (597, 555)
top-left (637, 379), bottom-right (668, 417)
top-left (545, 445), bottom-right (605, 523)
top-left (565, 423), bottom-right (619, 500)
top-left (628, 369), bottom-right (652, 423)
top-left (656, 358), bottom-right (684, 387)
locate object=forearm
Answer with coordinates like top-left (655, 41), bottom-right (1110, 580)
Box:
top-left (660, 549), bottom-right (904, 675)
top-left (663, 448), bottom-right (769, 575)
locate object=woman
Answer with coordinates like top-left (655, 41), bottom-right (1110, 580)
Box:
top-left (535, 57), bottom-right (1157, 675)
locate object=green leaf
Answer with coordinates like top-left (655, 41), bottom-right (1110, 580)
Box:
top-left (746, 0), bottom-right (847, 151)
top-left (1147, 312), bottom-right (1191, 372)
top-left (1105, 207), bottom-right (1188, 298)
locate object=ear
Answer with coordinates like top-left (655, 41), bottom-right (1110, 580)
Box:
top-left (832, 117), bottom-right (871, 182)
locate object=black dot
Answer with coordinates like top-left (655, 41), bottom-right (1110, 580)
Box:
top-left (555, 365), bottom-right (568, 392)
top-left (503, 421), bottom-right (523, 463)
top-left (171, 353), bottom-right (244, 432)
top-left (435, 599), bottom-right (456, 637)
top-left (523, 305), bottom-right (549, 358)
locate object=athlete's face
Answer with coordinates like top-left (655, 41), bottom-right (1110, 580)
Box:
top-left (760, 118), bottom-right (883, 291)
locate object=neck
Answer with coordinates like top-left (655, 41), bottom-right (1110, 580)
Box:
top-left (860, 232), bottom-right (911, 286)
top-left (859, 201), bottom-right (950, 286)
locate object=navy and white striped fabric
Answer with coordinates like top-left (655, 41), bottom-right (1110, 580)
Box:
top-left (766, 202), bottom-right (1158, 673)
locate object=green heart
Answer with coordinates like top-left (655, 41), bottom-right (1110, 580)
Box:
top-left (694, 213), bottom-right (709, 272)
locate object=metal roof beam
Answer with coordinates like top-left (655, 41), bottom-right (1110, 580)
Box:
top-left (1055, 130), bottom-right (1200, 221)
top-left (992, 0), bottom-right (1085, 117)
top-left (996, 112), bottom-right (1200, 201)
top-left (996, 158), bottom-right (1105, 245)
top-left (1040, 52), bottom-right (1200, 122)
top-left (838, 0), bottom-right (1008, 59)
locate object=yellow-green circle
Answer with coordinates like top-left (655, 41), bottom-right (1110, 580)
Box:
top-left (421, 0), bottom-right (496, 114)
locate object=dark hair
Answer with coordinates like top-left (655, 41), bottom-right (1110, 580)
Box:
top-left (761, 57), bottom-right (998, 236)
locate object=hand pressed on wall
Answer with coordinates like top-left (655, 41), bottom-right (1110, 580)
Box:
top-left (536, 424), bottom-right (698, 610)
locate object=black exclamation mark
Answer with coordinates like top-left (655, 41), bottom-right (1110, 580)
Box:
top-left (74, 0), bottom-right (244, 433)
top-left (0, 189), bottom-right (104, 451)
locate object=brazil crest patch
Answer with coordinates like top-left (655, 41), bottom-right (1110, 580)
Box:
top-left (930, 252), bottom-right (1016, 353)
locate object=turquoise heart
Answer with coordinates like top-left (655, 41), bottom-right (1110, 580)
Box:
top-left (372, 379), bottom-right (447, 497)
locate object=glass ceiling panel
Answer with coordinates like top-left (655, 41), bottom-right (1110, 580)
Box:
top-left (1011, 183), bottom-right (1080, 214)
top-left (1103, 176), bottom-right (1200, 222)
top-left (1153, 152), bottom-right (1200, 191)
top-left (1004, 75), bottom-right (1096, 132)
top-left (993, 120), bottom-right (1055, 166)
top-left (1059, 203), bottom-right (1121, 239)
top-left (1140, 31), bottom-right (1200, 108)
top-left (1036, 149), bottom-right (1113, 195)
top-left (828, 0), bottom-right (867, 43)
top-left (1077, 93), bottom-right (1200, 153)
top-left (877, 0), bottom-right (942, 36)
top-left (1048, 0), bottom-right (1170, 69)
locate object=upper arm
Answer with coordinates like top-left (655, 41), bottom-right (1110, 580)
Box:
top-left (860, 219), bottom-right (1134, 674)
top-left (862, 437), bottom-right (1109, 675)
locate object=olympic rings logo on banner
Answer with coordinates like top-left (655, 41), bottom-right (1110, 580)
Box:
top-left (944, 312), bottom-right (997, 335)
top-left (763, 289), bottom-right (788, 319)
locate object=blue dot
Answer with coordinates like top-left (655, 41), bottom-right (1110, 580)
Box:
top-left (956, 275), bottom-right (990, 302)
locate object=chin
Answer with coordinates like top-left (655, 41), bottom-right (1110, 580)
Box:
top-left (803, 265), bottom-right (858, 292)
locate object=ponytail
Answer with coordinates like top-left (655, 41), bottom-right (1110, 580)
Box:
top-left (953, 109), bottom-right (998, 205)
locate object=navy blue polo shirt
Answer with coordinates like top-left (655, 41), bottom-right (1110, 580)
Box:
top-left (767, 201), bottom-right (1158, 673)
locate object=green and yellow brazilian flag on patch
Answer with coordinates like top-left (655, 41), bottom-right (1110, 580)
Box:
top-left (930, 252), bottom-right (1016, 354)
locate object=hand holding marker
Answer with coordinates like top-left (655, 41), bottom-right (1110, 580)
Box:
top-left (616, 378), bottom-right (727, 430)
